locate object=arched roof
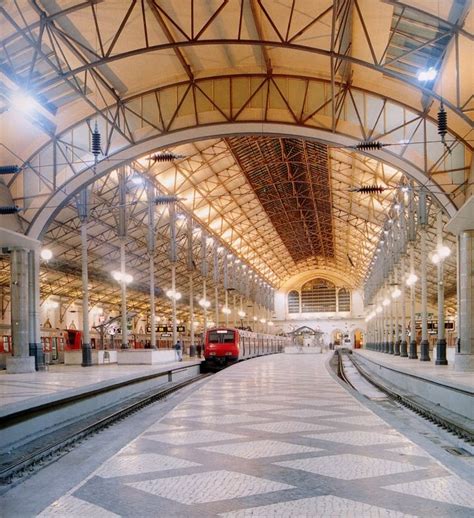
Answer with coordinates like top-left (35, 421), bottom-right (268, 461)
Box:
top-left (0, 0), bottom-right (471, 314)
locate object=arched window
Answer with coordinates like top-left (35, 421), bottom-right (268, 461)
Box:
top-left (288, 290), bottom-right (300, 313)
top-left (338, 288), bottom-right (351, 312)
top-left (301, 278), bottom-right (336, 313)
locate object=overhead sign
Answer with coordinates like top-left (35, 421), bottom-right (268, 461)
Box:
top-left (161, 333), bottom-right (171, 338)
top-left (157, 325), bottom-right (169, 333)
top-left (177, 325), bottom-right (185, 332)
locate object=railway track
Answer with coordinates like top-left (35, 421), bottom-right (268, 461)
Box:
top-left (0, 373), bottom-right (211, 485)
top-left (336, 350), bottom-right (474, 444)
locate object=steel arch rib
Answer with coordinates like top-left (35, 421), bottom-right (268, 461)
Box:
top-left (26, 122), bottom-right (457, 242)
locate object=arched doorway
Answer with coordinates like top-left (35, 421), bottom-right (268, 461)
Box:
top-left (331, 329), bottom-right (343, 347)
top-left (353, 329), bottom-right (364, 349)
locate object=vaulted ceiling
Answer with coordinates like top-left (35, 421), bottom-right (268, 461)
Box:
top-left (0, 0), bottom-right (471, 316)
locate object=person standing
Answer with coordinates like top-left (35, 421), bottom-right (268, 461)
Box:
top-left (175, 339), bottom-right (182, 361)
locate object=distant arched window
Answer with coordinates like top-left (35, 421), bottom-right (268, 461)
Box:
top-left (301, 278), bottom-right (336, 313)
top-left (338, 288), bottom-right (351, 312)
top-left (288, 290), bottom-right (300, 313)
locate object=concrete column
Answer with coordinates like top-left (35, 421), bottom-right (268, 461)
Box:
top-left (419, 227), bottom-right (430, 361)
top-left (400, 257), bottom-right (408, 357)
top-left (81, 222), bottom-right (92, 366)
top-left (120, 241), bottom-right (128, 349)
top-left (7, 248), bottom-right (35, 373)
top-left (28, 249), bottom-right (45, 370)
top-left (455, 230), bottom-right (474, 371)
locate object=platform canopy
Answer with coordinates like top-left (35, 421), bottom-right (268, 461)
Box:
top-left (0, 0), bottom-right (472, 317)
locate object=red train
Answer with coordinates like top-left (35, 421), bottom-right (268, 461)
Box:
top-left (204, 327), bottom-right (291, 368)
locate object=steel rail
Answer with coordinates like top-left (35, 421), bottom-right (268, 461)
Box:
top-left (338, 350), bottom-right (473, 442)
top-left (0, 373), bottom-right (211, 485)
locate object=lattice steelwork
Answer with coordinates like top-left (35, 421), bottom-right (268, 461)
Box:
top-left (0, 0), bottom-right (469, 322)
top-left (227, 137), bottom-right (334, 264)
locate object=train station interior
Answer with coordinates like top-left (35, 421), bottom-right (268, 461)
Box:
top-left (0, 1), bottom-right (473, 516)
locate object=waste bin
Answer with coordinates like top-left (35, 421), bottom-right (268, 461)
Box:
top-left (189, 345), bottom-right (196, 357)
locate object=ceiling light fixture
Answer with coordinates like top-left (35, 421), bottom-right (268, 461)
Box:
top-left (40, 248), bottom-right (53, 261)
top-left (417, 67), bottom-right (437, 81)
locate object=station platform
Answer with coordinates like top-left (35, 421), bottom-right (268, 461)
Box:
top-left (352, 350), bottom-right (474, 423)
top-left (353, 350), bottom-right (474, 392)
top-left (0, 357), bottom-right (202, 417)
top-left (33, 353), bottom-right (473, 517)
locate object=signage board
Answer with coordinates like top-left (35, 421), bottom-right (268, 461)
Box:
top-left (157, 325), bottom-right (169, 333)
top-left (161, 332), bottom-right (172, 338)
top-left (177, 325), bottom-right (185, 332)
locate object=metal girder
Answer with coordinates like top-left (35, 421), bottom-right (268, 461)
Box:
top-left (9, 74), bottom-right (466, 241)
top-left (1, 1), bottom-right (471, 128)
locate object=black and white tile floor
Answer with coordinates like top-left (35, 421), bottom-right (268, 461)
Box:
top-left (38, 354), bottom-right (473, 517)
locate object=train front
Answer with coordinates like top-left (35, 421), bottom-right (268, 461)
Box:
top-left (204, 328), bottom-right (239, 366)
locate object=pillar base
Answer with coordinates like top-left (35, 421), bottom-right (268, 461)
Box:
top-left (29, 342), bottom-right (46, 371)
top-left (399, 340), bottom-right (408, 357)
top-left (394, 340), bottom-right (401, 356)
top-left (388, 341), bottom-right (394, 354)
top-left (81, 343), bottom-right (93, 367)
top-left (121, 343), bottom-right (129, 349)
top-left (419, 339), bottom-right (430, 361)
top-left (435, 338), bottom-right (448, 366)
top-left (408, 340), bottom-right (418, 359)
top-left (6, 356), bottom-right (36, 374)
top-left (454, 353), bottom-right (474, 372)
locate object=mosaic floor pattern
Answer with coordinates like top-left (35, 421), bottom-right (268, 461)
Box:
top-left (39, 354), bottom-right (474, 517)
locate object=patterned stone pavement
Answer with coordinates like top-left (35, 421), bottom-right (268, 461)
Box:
top-left (38, 354), bottom-right (473, 517)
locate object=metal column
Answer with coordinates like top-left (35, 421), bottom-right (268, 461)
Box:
top-left (408, 246), bottom-right (418, 359)
top-left (400, 256), bottom-right (408, 357)
top-left (435, 211), bottom-right (448, 365)
top-left (169, 202), bottom-right (177, 346)
top-left (118, 168), bottom-right (129, 349)
top-left (171, 264), bottom-right (177, 346)
top-left (394, 268), bottom-right (400, 356)
top-left (120, 242), bottom-right (128, 349)
top-left (147, 182), bottom-right (157, 349)
top-left (419, 227), bottom-right (430, 361)
top-left (81, 221), bottom-right (92, 364)
top-left (189, 273), bottom-right (194, 348)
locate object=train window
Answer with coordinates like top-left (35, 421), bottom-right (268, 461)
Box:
top-left (208, 330), bottom-right (235, 343)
